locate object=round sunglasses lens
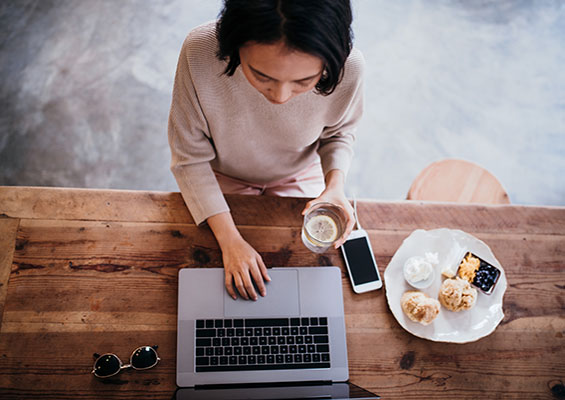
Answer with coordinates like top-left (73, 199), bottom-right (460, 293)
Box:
top-left (94, 355), bottom-right (120, 377)
top-left (131, 347), bottom-right (158, 369)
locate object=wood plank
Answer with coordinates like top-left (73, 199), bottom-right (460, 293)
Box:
top-left (0, 217), bottom-right (19, 330)
top-left (2, 186), bottom-right (565, 236)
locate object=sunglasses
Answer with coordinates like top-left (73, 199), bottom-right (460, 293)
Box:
top-left (91, 345), bottom-right (160, 378)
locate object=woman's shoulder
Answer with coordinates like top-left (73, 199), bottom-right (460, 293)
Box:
top-left (181, 21), bottom-right (220, 65)
top-left (342, 47), bottom-right (365, 84)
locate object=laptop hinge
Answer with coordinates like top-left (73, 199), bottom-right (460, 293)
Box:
top-left (194, 380), bottom-right (333, 390)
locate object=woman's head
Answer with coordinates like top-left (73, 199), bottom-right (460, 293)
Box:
top-left (216, 0), bottom-right (353, 102)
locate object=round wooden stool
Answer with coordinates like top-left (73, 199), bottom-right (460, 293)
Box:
top-left (407, 159), bottom-right (510, 204)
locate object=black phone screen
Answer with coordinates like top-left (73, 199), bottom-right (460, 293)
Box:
top-left (342, 237), bottom-right (380, 285)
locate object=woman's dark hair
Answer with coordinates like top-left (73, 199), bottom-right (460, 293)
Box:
top-left (216, 0), bottom-right (353, 95)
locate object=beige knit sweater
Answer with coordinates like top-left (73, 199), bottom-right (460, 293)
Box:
top-left (168, 22), bottom-right (364, 225)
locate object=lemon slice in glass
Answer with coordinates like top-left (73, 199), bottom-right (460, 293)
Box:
top-left (306, 215), bottom-right (338, 243)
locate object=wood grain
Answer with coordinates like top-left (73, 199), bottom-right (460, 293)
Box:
top-left (0, 218), bottom-right (19, 330)
top-left (0, 186), bottom-right (564, 399)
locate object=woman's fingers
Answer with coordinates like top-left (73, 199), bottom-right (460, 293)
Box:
top-left (225, 273), bottom-right (238, 300)
top-left (233, 273), bottom-right (249, 300)
top-left (241, 269), bottom-right (259, 301)
top-left (249, 263), bottom-right (267, 298)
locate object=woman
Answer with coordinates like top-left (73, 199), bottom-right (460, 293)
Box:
top-left (168, 0), bottom-right (364, 301)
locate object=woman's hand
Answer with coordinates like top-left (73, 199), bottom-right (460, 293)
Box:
top-left (302, 169), bottom-right (355, 248)
top-left (207, 212), bottom-right (271, 300)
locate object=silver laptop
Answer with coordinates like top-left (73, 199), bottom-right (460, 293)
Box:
top-left (176, 267), bottom-right (349, 388)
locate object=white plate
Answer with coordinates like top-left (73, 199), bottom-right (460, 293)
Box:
top-left (384, 228), bottom-right (507, 343)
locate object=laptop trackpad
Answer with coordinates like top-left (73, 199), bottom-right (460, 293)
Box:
top-left (224, 269), bottom-right (300, 317)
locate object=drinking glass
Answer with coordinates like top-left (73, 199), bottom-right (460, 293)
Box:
top-left (301, 202), bottom-right (346, 253)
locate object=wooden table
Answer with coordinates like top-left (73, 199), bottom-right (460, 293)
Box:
top-left (0, 186), bottom-right (563, 399)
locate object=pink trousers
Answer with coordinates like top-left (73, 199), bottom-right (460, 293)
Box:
top-left (214, 162), bottom-right (325, 197)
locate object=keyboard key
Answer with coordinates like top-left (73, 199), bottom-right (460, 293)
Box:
top-left (280, 346), bottom-right (288, 354)
top-left (234, 319), bottom-right (244, 327)
top-left (310, 317), bottom-right (318, 326)
top-left (282, 327), bottom-right (290, 336)
top-left (289, 345), bottom-right (297, 354)
top-left (196, 338), bottom-right (211, 347)
top-left (291, 327), bottom-right (299, 335)
top-left (250, 337), bottom-right (258, 346)
top-left (224, 319), bottom-right (233, 328)
top-left (214, 320), bottom-right (223, 328)
top-left (239, 356), bottom-right (247, 364)
top-left (305, 336), bottom-right (313, 344)
top-left (313, 354), bottom-right (320, 362)
top-left (248, 355), bottom-right (256, 364)
top-left (196, 329), bottom-right (216, 337)
top-left (298, 345), bottom-right (306, 353)
top-left (234, 347), bottom-right (242, 355)
top-left (195, 357), bottom-right (209, 366)
top-left (290, 318), bottom-right (300, 326)
top-left (241, 337), bottom-right (249, 346)
top-left (314, 335), bottom-right (329, 344)
top-left (225, 347), bottom-right (233, 355)
top-left (319, 317), bottom-right (328, 325)
top-left (276, 355), bottom-right (284, 364)
top-left (205, 348), bottom-right (213, 356)
top-left (196, 320), bottom-right (205, 328)
top-left (309, 326), bottom-right (328, 335)
top-left (252, 346), bottom-right (261, 355)
top-left (296, 336), bottom-right (304, 344)
top-left (231, 338), bottom-right (240, 346)
top-left (214, 347), bottom-right (223, 356)
top-left (261, 346), bottom-right (270, 354)
top-left (267, 355), bottom-right (275, 364)
top-left (294, 354), bottom-right (302, 363)
top-left (236, 329), bottom-right (244, 337)
top-left (287, 337), bottom-right (295, 345)
top-left (222, 338), bottom-right (230, 346)
top-left (227, 328), bottom-right (235, 337)
top-left (205, 320), bottom-right (214, 328)
top-left (268, 337), bottom-right (276, 345)
top-left (211, 356), bottom-right (218, 365)
top-left (277, 337), bottom-right (285, 345)
top-left (300, 327), bottom-right (308, 335)
top-left (304, 354), bottom-right (312, 363)
top-left (285, 354), bottom-right (293, 363)
top-left (308, 344), bottom-right (316, 353)
top-left (316, 344), bottom-right (330, 353)
top-left (273, 328), bottom-right (281, 335)
top-left (264, 328), bottom-right (272, 336)
top-left (196, 348), bottom-right (204, 356)
top-left (212, 338), bottom-right (220, 346)
top-left (243, 346), bottom-right (251, 355)
top-left (220, 356), bottom-right (228, 365)
top-left (270, 346), bottom-right (279, 354)
top-left (258, 355), bottom-right (266, 364)
top-left (245, 328), bottom-right (253, 336)
top-left (322, 353), bottom-right (330, 362)
top-left (217, 329), bottom-right (225, 337)
top-left (229, 356), bottom-right (237, 364)
top-left (254, 328), bottom-right (262, 336)
top-left (301, 318), bottom-right (309, 326)
top-left (260, 337), bottom-right (267, 345)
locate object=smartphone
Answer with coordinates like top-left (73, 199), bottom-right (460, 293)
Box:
top-left (340, 229), bottom-right (383, 293)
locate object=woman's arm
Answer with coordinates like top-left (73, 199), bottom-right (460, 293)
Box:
top-left (208, 212), bottom-right (271, 300)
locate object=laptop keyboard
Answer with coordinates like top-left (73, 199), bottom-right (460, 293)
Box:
top-left (194, 317), bottom-right (331, 372)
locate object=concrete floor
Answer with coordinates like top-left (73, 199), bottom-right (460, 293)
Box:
top-left (1, 0), bottom-right (564, 206)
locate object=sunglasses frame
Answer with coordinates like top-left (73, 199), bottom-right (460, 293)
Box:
top-left (91, 345), bottom-right (160, 379)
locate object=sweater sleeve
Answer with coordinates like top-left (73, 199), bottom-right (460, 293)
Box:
top-left (167, 37), bottom-right (229, 225)
top-left (317, 50), bottom-right (365, 179)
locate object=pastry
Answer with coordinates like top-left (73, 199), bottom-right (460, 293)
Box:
top-left (438, 277), bottom-right (477, 312)
top-left (400, 291), bottom-right (440, 325)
